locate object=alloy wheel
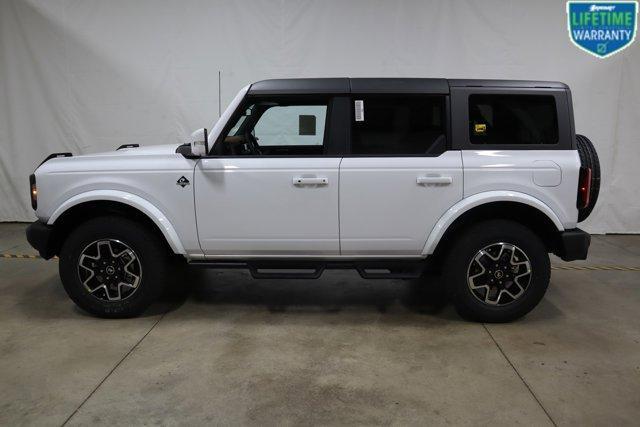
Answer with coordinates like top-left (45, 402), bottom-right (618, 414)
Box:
top-left (77, 239), bottom-right (142, 302)
top-left (466, 242), bottom-right (532, 306)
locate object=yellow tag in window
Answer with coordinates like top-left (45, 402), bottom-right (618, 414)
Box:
top-left (474, 123), bottom-right (487, 135)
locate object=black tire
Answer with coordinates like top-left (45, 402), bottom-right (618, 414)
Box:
top-left (576, 134), bottom-right (601, 222)
top-left (59, 216), bottom-right (167, 318)
top-left (443, 220), bottom-right (550, 323)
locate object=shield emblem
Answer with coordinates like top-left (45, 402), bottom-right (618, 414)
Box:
top-left (567, 1), bottom-right (638, 58)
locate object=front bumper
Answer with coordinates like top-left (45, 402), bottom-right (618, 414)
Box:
top-left (26, 221), bottom-right (57, 259)
top-left (554, 228), bottom-right (590, 261)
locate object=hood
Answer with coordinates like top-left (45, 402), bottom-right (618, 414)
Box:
top-left (86, 143), bottom-right (181, 157)
top-left (34, 143), bottom-right (186, 175)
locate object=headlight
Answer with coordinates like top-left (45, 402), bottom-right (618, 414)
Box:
top-left (29, 174), bottom-right (37, 210)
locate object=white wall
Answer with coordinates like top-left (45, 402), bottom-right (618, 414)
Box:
top-left (1, 0), bottom-right (638, 232)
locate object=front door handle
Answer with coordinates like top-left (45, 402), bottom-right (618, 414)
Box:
top-left (293, 176), bottom-right (328, 186)
top-left (417, 175), bottom-right (452, 186)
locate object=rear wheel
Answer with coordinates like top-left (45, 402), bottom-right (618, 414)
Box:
top-left (444, 220), bottom-right (550, 322)
top-left (59, 216), bottom-right (167, 318)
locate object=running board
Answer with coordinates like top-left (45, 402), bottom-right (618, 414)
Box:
top-left (188, 259), bottom-right (427, 280)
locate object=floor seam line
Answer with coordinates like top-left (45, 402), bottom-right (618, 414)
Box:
top-left (482, 324), bottom-right (557, 427)
top-left (60, 313), bottom-right (166, 426)
top-left (594, 236), bottom-right (640, 258)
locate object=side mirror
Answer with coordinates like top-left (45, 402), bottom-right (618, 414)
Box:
top-left (190, 128), bottom-right (208, 157)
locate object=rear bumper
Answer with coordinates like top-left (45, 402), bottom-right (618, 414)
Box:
top-left (26, 221), bottom-right (57, 259)
top-left (555, 228), bottom-right (590, 261)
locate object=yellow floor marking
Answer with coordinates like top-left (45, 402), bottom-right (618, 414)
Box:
top-left (0, 253), bottom-right (57, 259)
top-left (551, 265), bottom-right (640, 271)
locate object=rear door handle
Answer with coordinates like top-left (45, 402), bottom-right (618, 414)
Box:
top-left (417, 175), bottom-right (452, 186)
top-left (293, 176), bottom-right (328, 186)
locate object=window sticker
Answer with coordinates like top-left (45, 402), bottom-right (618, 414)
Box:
top-left (355, 100), bottom-right (364, 122)
top-left (298, 115), bottom-right (316, 135)
top-left (474, 123), bottom-right (487, 135)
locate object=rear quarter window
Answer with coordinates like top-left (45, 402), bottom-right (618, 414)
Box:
top-left (469, 95), bottom-right (558, 145)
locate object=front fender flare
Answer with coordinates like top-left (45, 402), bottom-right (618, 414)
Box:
top-left (422, 191), bottom-right (564, 255)
top-left (48, 190), bottom-right (186, 255)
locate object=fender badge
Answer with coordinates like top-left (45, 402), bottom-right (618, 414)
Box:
top-left (176, 176), bottom-right (190, 187)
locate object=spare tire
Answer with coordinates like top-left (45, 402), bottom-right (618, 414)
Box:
top-left (576, 134), bottom-right (601, 222)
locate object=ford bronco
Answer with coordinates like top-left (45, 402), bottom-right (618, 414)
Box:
top-left (26, 78), bottom-right (599, 321)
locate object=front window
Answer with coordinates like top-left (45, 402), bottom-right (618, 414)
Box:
top-left (218, 99), bottom-right (328, 156)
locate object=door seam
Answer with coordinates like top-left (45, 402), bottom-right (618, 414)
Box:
top-left (193, 159), bottom-right (205, 256)
top-left (338, 157), bottom-right (343, 255)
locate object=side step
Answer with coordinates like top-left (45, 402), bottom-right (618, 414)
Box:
top-left (250, 262), bottom-right (325, 279)
top-left (188, 259), bottom-right (427, 280)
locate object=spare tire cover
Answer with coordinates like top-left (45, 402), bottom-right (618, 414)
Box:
top-left (576, 134), bottom-right (601, 222)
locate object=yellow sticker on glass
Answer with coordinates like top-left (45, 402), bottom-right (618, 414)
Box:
top-left (474, 123), bottom-right (487, 134)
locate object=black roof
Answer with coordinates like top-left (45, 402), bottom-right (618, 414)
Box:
top-left (248, 78), bottom-right (350, 95)
top-left (248, 78), bottom-right (568, 95)
top-left (448, 79), bottom-right (568, 89)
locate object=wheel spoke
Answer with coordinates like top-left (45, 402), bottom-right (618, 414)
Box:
top-left (96, 241), bottom-right (112, 259)
top-left (485, 286), bottom-right (499, 305)
top-left (473, 251), bottom-right (493, 270)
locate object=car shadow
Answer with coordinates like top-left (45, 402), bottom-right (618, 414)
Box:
top-left (16, 269), bottom-right (188, 320)
top-left (159, 266), bottom-right (454, 319)
top-left (16, 264), bottom-right (562, 324)
top-left (160, 265), bottom-right (564, 324)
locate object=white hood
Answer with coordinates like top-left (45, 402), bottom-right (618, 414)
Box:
top-left (87, 143), bottom-right (181, 157)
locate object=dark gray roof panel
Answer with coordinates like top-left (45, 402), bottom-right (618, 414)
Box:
top-left (350, 78), bottom-right (449, 94)
top-left (449, 79), bottom-right (568, 89)
top-left (248, 78), bottom-right (569, 95)
top-left (249, 78), bottom-right (350, 95)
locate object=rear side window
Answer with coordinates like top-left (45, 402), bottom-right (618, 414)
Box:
top-left (469, 95), bottom-right (558, 145)
top-left (351, 96), bottom-right (446, 155)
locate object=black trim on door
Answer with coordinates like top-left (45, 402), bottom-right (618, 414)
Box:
top-left (326, 96), bottom-right (350, 155)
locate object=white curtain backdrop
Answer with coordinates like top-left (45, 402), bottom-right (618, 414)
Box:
top-left (1, 0), bottom-right (639, 233)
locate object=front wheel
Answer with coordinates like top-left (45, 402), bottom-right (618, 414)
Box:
top-left (443, 220), bottom-right (550, 322)
top-left (59, 217), bottom-right (167, 318)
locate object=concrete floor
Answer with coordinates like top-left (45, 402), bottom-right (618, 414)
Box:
top-left (1, 223), bottom-right (639, 426)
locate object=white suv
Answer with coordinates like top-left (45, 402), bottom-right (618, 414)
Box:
top-left (26, 78), bottom-right (599, 321)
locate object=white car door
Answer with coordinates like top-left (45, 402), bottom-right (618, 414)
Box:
top-left (339, 95), bottom-right (463, 255)
top-left (195, 99), bottom-right (341, 256)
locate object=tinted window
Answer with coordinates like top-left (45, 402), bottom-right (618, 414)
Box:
top-left (351, 96), bottom-right (446, 155)
top-left (469, 95), bottom-right (558, 145)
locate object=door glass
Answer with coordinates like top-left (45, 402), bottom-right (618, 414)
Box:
top-left (221, 102), bottom-right (328, 156)
top-left (254, 105), bottom-right (327, 146)
top-left (351, 96), bottom-right (446, 155)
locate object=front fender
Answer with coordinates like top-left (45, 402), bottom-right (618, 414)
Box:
top-left (422, 191), bottom-right (564, 255)
top-left (48, 190), bottom-right (186, 255)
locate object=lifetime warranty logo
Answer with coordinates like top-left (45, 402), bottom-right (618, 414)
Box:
top-left (567, 1), bottom-right (638, 58)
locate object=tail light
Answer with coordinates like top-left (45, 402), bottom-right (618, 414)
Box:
top-left (29, 174), bottom-right (37, 210)
top-left (577, 167), bottom-right (591, 209)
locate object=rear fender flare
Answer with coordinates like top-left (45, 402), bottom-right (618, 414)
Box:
top-left (422, 191), bottom-right (564, 255)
